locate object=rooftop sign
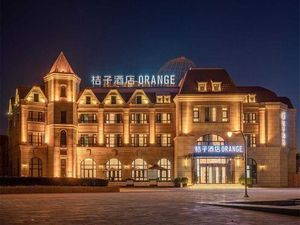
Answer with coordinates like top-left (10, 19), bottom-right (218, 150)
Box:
top-left (194, 145), bottom-right (243, 156)
top-left (91, 74), bottom-right (176, 87)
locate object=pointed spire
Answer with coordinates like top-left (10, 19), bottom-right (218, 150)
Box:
top-left (49, 52), bottom-right (74, 74)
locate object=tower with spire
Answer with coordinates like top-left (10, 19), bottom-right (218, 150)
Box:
top-left (43, 52), bottom-right (81, 177)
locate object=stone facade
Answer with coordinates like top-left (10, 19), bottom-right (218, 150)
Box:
top-left (7, 52), bottom-right (297, 187)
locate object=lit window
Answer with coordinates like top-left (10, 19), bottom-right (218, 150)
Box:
top-left (156, 113), bottom-right (171, 123)
top-left (221, 107), bottom-right (229, 122)
top-left (243, 112), bottom-right (257, 123)
top-left (197, 82), bottom-right (207, 92)
top-left (245, 133), bottom-right (257, 147)
top-left (131, 113), bottom-right (148, 124)
top-left (79, 114), bottom-right (97, 123)
top-left (205, 107), bottom-right (216, 122)
top-left (211, 82), bottom-right (222, 92)
top-left (157, 158), bottom-right (171, 181)
top-left (105, 134), bottom-right (122, 147)
top-left (106, 158), bottom-right (122, 181)
top-left (80, 158), bottom-right (96, 178)
top-left (164, 96), bottom-right (171, 103)
top-left (79, 134), bottom-right (97, 147)
top-left (131, 134), bottom-right (148, 147)
top-left (193, 107), bottom-right (200, 122)
top-left (105, 113), bottom-right (122, 124)
top-left (132, 158), bottom-right (148, 181)
top-left (156, 134), bottom-right (172, 147)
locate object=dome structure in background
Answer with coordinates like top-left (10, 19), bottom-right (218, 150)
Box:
top-left (157, 56), bottom-right (196, 85)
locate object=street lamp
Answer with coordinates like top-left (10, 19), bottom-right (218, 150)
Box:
top-left (227, 130), bottom-right (249, 198)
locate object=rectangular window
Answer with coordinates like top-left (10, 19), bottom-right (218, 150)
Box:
top-left (105, 134), bottom-right (122, 147)
top-left (33, 93), bottom-right (39, 102)
top-left (131, 134), bottom-right (148, 147)
top-left (193, 108), bottom-right (200, 122)
top-left (79, 114), bottom-right (97, 123)
top-left (221, 107), bottom-right (229, 122)
top-left (197, 82), bottom-right (207, 92)
top-left (61, 111), bottom-right (67, 124)
top-left (243, 113), bottom-right (257, 123)
top-left (204, 107), bottom-right (216, 122)
top-left (86, 96), bottom-right (91, 104)
top-left (156, 113), bottom-right (171, 123)
top-left (157, 134), bottom-right (172, 147)
top-left (60, 159), bottom-right (67, 177)
top-left (105, 113), bottom-right (123, 124)
top-left (79, 134), bottom-right (97, 147)
top-left (211, 82), bottom-right (222, 92)
top-left (111, 95), bottom-right (117, 104)
top-left (38, 112), bottom-right (43, 122)
top-left (131, 113), bottom-right (148, 124)
top-left (245, 133), bottom-right (257, 147)
top-left (136, 95), bottom-right (142, 104)
top-left (28, 111), bottom-right (33, 121)
top-left (156, 96), bottom-right (163, 103)
top-left (28, 132), bottom-right (43, 146)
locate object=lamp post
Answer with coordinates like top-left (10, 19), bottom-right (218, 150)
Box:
top-left (227, 131), bottom-right (249, 198)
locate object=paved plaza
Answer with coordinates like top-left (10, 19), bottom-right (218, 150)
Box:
top-left (0, 187), bottom-right (299, 225)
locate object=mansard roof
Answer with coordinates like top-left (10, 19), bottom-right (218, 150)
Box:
top-left (238, 86), bottom-right (294, 108)
top-left (49, 52), bottom-right (74, 74)
top-left (179, 68), bottom-right (238, 94)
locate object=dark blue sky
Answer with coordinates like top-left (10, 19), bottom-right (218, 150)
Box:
top-left (1, 0), bottom-right (299, 145)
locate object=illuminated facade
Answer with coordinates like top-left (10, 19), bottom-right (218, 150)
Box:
top-left (7, 52), bottom-right (297, 187)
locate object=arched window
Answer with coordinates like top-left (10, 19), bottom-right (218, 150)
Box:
top-left (247, 158), bottom-right (257, 184)
top-left (29, 157), bottom-right (42, 177)
top-left (197, 134), bottom-right (225, 146)
top-left (60, 130), bottom-right (67, 147)
top-left (60, 86), bottom-right (66, 97)
top-left (157, 158), bottom-right (171, 181)
top-left (106, 158), bottom-right (122, 181)
top-left (80, 158), bottom-right (96, 178)
top-left (131, 158), bottom-right (147, 181)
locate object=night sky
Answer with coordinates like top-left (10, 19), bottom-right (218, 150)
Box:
top-left (1, 0), bottom-right (299, 146)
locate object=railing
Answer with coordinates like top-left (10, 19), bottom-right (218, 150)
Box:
top-left (28, 117), bottom-right (45, 122)
top-left (78, 119), bottom-right (97, 123)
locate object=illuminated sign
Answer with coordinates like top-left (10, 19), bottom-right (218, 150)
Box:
top-left (194, 145), bottom-right (243, 156)
top-left (91, 74), bottom-right (176, 87)
top-left (281, 111), bottom-right (287, 146)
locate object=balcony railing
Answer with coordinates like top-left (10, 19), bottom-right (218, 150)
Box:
top-left (28, 117), bottom-right (45, 122)
top-left (78, 119), bottom-right (97, 123)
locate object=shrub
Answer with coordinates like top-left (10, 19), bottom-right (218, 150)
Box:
top-left (238, 174), bottom-right (253, 186)
top-left (0, 177), bottom-right (108, 186)
top-left (181, 177), bottom-right (189, 187)
top-left (174, 177), bottom-right (182, 187)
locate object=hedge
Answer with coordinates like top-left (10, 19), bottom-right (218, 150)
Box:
top-left (0, 177), bottom-right (109, 186)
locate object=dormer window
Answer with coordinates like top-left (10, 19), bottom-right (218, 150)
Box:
top-left (136, 95), bottom-right (142, 104)
top-left (34, 93), bottom-right (39, 102)
top-left (249, 94), bottom-right (256, 103)
top-left (156, 95), bottom-right (171, 104)
top-left (244, 94), bottom-right (256, 103)
top-left (211, 82), bottom-right (222, 92)
top-left (60, 86), bottom-right (66, 97)
top-left (111, 95), bottom-right (117, 104)
top-left (86, 96), bottom-right (91, 104)
top-left (197, 82), bottom-right (207, 92)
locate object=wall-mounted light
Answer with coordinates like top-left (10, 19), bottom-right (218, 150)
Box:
top-left (259, 165), bottom-right (266, 172)
top-left (124, 165), bottom-right (130, 170)
top-left (98, 165), bottom-right (104, 170)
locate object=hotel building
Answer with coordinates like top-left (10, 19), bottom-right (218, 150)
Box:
top-left (7, 52), bottom-right (297, 187)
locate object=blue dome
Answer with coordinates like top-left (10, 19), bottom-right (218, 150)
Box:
top-left (157, 56), bottom-right (196, 84)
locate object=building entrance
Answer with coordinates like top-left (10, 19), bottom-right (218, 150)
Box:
top-left (193, 157), bottom-right (234, 184)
